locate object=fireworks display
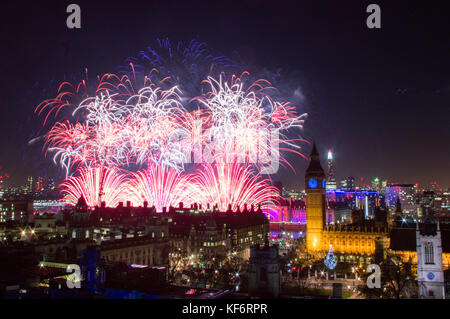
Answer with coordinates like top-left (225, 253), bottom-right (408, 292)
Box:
top-left (119, 38), bottom-right (240, 100)
top-left (195, 72), bottom-right (308, 168)
top-left (123, 163), bottom-right (194, 212)
top-left (35, 40), bottom-right (308, 211)
top-left (190, 163), bottom-right (279, 212)
top-left (59, 166), bottom-right (127, 208)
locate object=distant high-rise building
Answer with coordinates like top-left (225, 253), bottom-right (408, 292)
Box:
top-left (385, 184), bottom-right (416, 213)
top-left (430, 181), bottom-right (440, 192)
top-left (36, 176), bottom-right (44, 191)
top-left (380, 180), bottom-right (388, 195)
top-left (326, 149), bottom-right (337, 191)
top-left (371, 177), bottom-right (381, 192)
top-left (340, 176), bottom-right (355, 191)
top-left (334, 189), bottom-right (379, 218)
top-left (441, 191), bottom-right (450, 212)
top-left (0, 200), bottom-right (34, 223)
top-left (27, 176), bottom-right (33, 192)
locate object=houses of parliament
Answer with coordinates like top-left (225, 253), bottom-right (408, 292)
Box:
top-left (304, 142), bottom-right (450, 270)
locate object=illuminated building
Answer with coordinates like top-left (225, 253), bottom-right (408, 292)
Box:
top-left (0, 199), bottom-right (33, 224)
top-left (442, 191), bottom-right (450, 213)
top-left (36, 177), bottom-right (44, 191)
top-left (389, 219), bottom-right (450, 283)
top-left (266, 197), bottom-right (334, 225)
top-left (340, 176), bottom-right (355, 191)
top-left (332, 189), bottom-right (379, 218)
top-left (371, 177), bottom-right (381, 192)
top-left (266, 198), bottom-right (306, 224)
top-left (305, 147), bottom-right (449, 272)
top-left (33, 200), bottom-right (67, 214)
top-left (33, 213), bottom-right (59, 234)
top-left (100, 236), bottom-right (169, 266)
top-left (334, 202), bottom-right (351, 224)
top-left (385, 184), bottom-right (416, 214)
top-left (284, 189), bottom-right (304, 201)
top-left (416, 190), bottom-right (450, 217)
top-left (417, 191), bottom-right (437, 218)
top-left (12, 198), bottom-right (172, 268)
top-left (169, 203), bottom-right (269, 261)
top-left (416, 218), bottom-right (445, 299)
top-left (380, 180), bottom-right (388, 195)
top-left (305, 144), bottom-right (389, 257)
top-left (326, 149), bottom-right (337, 191)
top-left (27, 176), bottom-right (33, 192)
top-left (305, 142), bottom-right (327, 252)
top-left (430, 181), bottom-right (440, 192)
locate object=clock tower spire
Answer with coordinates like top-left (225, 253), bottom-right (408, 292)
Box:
top-left (305, 141), bottom-right (326, 252)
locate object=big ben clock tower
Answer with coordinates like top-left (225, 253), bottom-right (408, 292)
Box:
top-left (305, 142), bottom-right (326, 252)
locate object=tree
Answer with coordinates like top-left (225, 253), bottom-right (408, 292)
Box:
top-left (358, 253), bottom-right (417, 299)
top-left (324, 245), bottom-right (337, 270)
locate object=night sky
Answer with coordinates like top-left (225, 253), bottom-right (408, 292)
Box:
top-left (0, 0), bottom-right (449, 189)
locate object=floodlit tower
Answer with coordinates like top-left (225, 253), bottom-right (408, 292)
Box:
top-left (326, 149), bottom-right (337, 191)
top-left (305, 142), bottom-right (326, 252)
top-left (416, 217), bottom-right (446, 299)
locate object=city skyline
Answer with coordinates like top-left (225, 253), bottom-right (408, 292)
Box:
top-left (1, 0), bottom-right (450, 303)
top-left (3, 146), bottom-right (448, 192)
top-left (0, 1), bottom-right (448, 189)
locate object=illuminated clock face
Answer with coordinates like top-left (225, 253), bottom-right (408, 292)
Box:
top-left (427, 272), bottom-right (435, 280)
top-left (308, 178), bottom-right (318, 189)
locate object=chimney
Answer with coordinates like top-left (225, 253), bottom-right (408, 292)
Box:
top-left (118, 202), bottom-right (123, 208)
top-left (162, 207), bottom-right (166, 214)
top-left (143, 201), bottom-right (148, 208)
top-left (126, 201), bottom-right (131, 208)
top-left (179, 202), bottom-right (183, 209)
top-left (101, 201), bottom-right (106, 208)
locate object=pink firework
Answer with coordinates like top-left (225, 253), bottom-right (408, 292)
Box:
top-left (38, 72), bottom-right (190, 173)
top-left (60, 166), bottom-right (128, 207)
top-left (37, 64), bottom-right (309, 212)
top-left (190, 163), bottom-right (280, 211)
top-left (123, 163), bottom-right (195, 211)
top-left (194, 72), bottom-right (308, 171)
